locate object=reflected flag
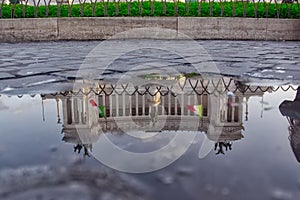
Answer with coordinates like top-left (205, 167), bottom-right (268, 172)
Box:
top-left (187, 105), bottom-right (203, 119)
top-left (98, 105), bottom-right (106, 118)
top-left (89, 99), bottom-right (106, 119)
top-left (90, 99), bottom-right (97, 107)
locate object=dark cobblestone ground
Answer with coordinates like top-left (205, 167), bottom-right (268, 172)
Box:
top-left (0, 40), bottom-right (299, 94)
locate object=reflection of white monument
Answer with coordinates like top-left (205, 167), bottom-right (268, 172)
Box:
top-left (43, 77), bottom-right (267, 154)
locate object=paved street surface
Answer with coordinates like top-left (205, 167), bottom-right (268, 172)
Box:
top-left (0, 40), bottom-right (299, 94)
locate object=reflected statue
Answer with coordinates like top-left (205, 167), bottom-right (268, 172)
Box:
top-left (43, 76), bottom-right (269, 157)
top-left (279, 87), bottom-right (300, 163)
top-left (147, 85), bottom-right (161, 126)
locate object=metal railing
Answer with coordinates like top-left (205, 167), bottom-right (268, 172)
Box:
top-left (0, 0), bottom-right (299, 18)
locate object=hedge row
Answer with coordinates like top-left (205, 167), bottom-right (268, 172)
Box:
top-left (1, 2), bottom-right (299, 18)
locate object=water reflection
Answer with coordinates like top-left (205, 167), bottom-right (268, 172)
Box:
top-left (280, 87), bottom-right (300, 163)
top-left (41, 76), bottom-right (272, 157)
top-left (1, 74), bottom-right (300, 199)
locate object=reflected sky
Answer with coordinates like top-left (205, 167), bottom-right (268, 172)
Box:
top-left (0, 96), bottom-right (63, 168)
top-left (0, 76), bottom-right (300, 199)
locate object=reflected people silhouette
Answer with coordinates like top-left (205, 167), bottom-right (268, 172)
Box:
top-left (215, 142), bottom-right (233, 155)
top-left (216, 142), bottom-right (225, 155)
top-left (83, 144), bottom-right (91, 157)
top-left (73, 144), bottom-right (91, 157)
top-left (279, 87), bottom-right (300, 163)
top-left (74, 144), bottom-right (82, 154)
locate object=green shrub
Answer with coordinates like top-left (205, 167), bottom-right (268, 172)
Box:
top-left (0, 2), bottom-right (299, 18)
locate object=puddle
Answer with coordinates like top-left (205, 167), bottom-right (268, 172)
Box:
top-left (0, 74), bottom-right (300, 200)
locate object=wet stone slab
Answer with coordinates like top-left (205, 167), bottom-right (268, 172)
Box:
top-left (0, 72), bottom-right (15, 79)
top-left (0, 75), bottom-right (66, 91)
top-left (15, 66), bottom-right (66, 76)
top-left (0, 40), bottom-right (299, 88)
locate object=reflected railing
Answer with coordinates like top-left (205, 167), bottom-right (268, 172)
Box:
top-left (40, 76), bottom-right (298, 97)
top-left (0, 0), bottom-right (299, 19)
